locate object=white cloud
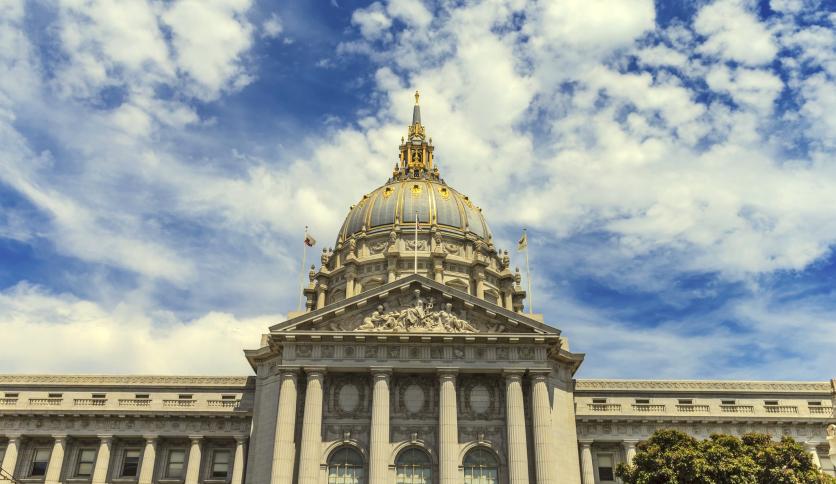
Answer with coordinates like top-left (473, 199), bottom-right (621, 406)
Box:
top-left (694, 0), bottom-right (778, 65)
top-left (0, 283), bottom-right (272, 374)
top-left (262, 13), bottom-right (283, 38)
top-left (351, 2), bottom-right (392, 40)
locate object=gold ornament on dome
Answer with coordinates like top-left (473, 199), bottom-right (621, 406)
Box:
top-left (383, 186), bottom-right (394, 198)
top-left (411, 183), bottom-right (422, 196)
top-left (438, 187), bottom-right (450, 199)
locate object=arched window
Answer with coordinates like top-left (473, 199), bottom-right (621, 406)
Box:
top-left (395, 448), bottom-right (432, 484)
top-left (463, 447), bottom-right (498, 484)
top-left (327, 447), bottom-right (365, 484)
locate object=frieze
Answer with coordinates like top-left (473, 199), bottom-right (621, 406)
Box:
top-left (574, 380), bottom-right (833, 393)
top-left (0, 375), bottom-right (251, 387)
top-left (576, 420), bottom-right (831, 443)
top-left (355, 291), bottom-right (477, 333)
top-left (0, 414), bottom-right (251, 436)
top-left (284, 342), bottom-right (543, 364)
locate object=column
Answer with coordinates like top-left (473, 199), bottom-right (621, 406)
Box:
top-left (530, 372), bottom-right (556, 484)
top-left (1, 435), bottom-right (21, 482)
top-left (369, 369), bottom-right (391, 484)
top-left (504, 290), bottom-right (514, 310)
top-left (137, 436), bottom-right (157, 484)
top-left (579, 441), bottom-right (595, 484)
top-left (438, 370), bottom-right (459, 484)
top-left (316, 285), bottom-right (327, 309)
top-left (271, 370), bottom-right (299, 484)
top-left (827, 424), bottom-right (836, 465)
top-left (44, 434), bottom-right (66, 484)
top-left (505, 372), bottom-right (529, 484)
top-left (623, 440), bottom-right (638, 465)
top-left (91, 435), bottom-right (113, 484)
top-left (231, 437), bottom-right (247, 484)
top-left (298, 368), bottom-right (325, 484)
top-left (184, 436), bottom-right (203, 484)
top-left (805, 442), bottom-right (822, 469)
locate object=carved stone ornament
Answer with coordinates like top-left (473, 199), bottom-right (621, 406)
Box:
top-left (355, 290), bottom-right (478, 333)
top-left (828, 424), bottom-right (836, 438)
top-left (368, 239), bottom-right (388, 254)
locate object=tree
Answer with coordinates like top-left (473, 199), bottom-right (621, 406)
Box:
top-left (616, 429), bottom-right (835, 484)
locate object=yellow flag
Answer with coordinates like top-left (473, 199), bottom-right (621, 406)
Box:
top-left (517, 230), bottom-right (528, 251)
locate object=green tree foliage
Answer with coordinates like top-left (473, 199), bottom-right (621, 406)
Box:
top-left (616, 429), bottom-right (835, 484)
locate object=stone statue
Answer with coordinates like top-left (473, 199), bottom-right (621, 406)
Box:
top-left (353, 293), bottom-right (478, 333)
top-left (501, 250), bottom-right (510, 270)
top-left (348, 238), bottom-right (357, 256)
top-left (321, 248), bottom-right (330, 267)
top-left (828, 424), bottom-right (836, 438)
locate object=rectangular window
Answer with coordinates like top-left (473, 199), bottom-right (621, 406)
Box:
top-left (678, 399), bottom-right (693, 405)
top-left (30, 448), bottom-right (51, 477)
top-left (221, 395), bottom-right (236, 400)
top-left (211, 450), bottom-right (231, 478)
top-left (121, 449), bottom-right (141, 477)
top-left (721, 400), bottom-right (736, 405)
top-left (635, 398), bottom-right (650, 404)
top-left (47, 393), bottom-right (62, 398)
top-left (165, 449), bottom-right (186, 478)
top-left (92, 393), bottom-right (106, 399)
top-left (178, 394), bottom-right (192, 400)
top-left (765, 400), bottom-right (779, 406)
top-left (808, 401), bottom-right (821, 406)
top-left (76, 448), bottom-right (97, 477)
top-left (592, 398), bottom-right (607, 404)
top-left (4, 393), bottom-right (18, 398)
top-left (597, 454), bottom-right (615, 481)
top-left (135, 394), bottom-right (149, 399)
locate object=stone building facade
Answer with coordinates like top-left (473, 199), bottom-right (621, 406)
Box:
top-left (1, 96), bottom-right (834, 483)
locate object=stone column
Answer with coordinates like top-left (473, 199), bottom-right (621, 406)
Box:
top-left (438, 370), bottom-right (459, 484)
top-left (579, 441), bottom-right (595, 484)
top-left (505, 372), bottom-right (529, 484)
top-left (623, 440), bottom-right (638, 465)
top-left (504, 290), bottom-right (514, 311)
top-left (44, 434), bottom-right (67, 484)
top-left (185, 436), bottom-right (203, 484)
top-left (298, 368), bottom-right (325, 484)
top-left (369, 369), bottom-right (391, 484)
top-left (271, 370), bottom-right (299, 484)
top-left (316, 285), bottom-right (327, 309)
top-left (530, 372), bottom-right (556, 484)
top-left (805, 442), bottom-right (821, 469)
top-left (91, 435), bottom-right (113, 484)
top-left (231, 437), bottom-right (247, 484)
top-left (138, 436), bottom-right (157, 484)
top-left (1, 435), bottom-right (21, 482)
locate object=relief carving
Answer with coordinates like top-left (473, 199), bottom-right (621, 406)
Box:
top-left (355, 290), bottom-right (478, 333)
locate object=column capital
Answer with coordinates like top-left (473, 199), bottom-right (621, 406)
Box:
top-left (503, 369), bottom-right (525, 381)
top-left (304, 367), bottom-right (327, 379)
top-left (52, 434), bottom-right (68, 442)
top-left (234, 435), bottom-right (249, 444)
top-left (142, 435), bottom-right (158, 443)
top-left (370, 366), bottom-right (393, 375)
top-left (805, 442), bottom-right (820, 450)
top-left (438, 369), bottom-right (458, 381)
top-left (579, 439), bottom-right (594, 447)
top-left (4, 433), bottom-right (22, 441)
top-left (622, 440), bottom-right (639, 447)
top-left (96, 435), bottom-right (114, 442)
top-left (188, 435), bottom-right (204, 443)
top-left (529, 369), bottom-right (551, 381)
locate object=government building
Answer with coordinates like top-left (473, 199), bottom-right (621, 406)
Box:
top-left (1, 97), bottom-right (834, 484)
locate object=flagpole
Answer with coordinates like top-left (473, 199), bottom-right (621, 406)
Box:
top-left (525, 241), bottom-right (532, 314)
top-left (414, 210), bottom-right (418, 275)
top-left (297, 226), bottom-right (309, 312)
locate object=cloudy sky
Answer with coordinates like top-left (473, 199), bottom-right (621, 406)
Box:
top-left (0, 0), bottom-right (834, 379)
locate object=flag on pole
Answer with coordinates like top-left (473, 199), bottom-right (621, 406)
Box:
top-left (304, 232), bottom-right (317, 247)
top-left (517, 229), bottom-right (528, 251)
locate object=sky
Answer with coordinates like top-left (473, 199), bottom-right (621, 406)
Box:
top-left (0, 0), bottom-right (834, 379)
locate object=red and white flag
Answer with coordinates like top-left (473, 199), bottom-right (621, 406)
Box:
top-left (304, 232), bottom-right (316, 247)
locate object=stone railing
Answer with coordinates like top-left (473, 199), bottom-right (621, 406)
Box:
top-left (764, 405), bottom-right (798, 414)
top-left (163, 399), bottom-right (196, 408)
top-left (29, 398), bottom-right (62, 406)
top-left (720, 404), bottom-right (754, 413)
top-left (74, 398), bottom-right (107, 406)
top-left (0, 398), bottom-right (18, 406)
top-left (208, 399), bottom-right (241, 408)
top-left (588, 403), bottom-right (622, 412)
top-left (118, 398), bottom-right (151, 407)
top-left (808, 406), bottom-right (834, 416)
top-left (676, 404), bottom-right (710, 412)
top-left (632, 404), bottom-right (666, 412)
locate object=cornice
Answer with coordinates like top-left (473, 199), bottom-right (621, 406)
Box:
top-left (0, 375), bottom-right (253, 388)
top-left (574, 379), bottom-right (833, 394)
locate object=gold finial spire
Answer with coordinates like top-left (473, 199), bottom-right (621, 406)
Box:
top-left (414, 90), bottom-right (420, 105)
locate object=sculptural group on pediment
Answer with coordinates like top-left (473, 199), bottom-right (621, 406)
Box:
top-left (355, 290), bottom-right (478, 333)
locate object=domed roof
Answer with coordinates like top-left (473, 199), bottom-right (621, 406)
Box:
top-left (338, 179), bottom-right (492, 241)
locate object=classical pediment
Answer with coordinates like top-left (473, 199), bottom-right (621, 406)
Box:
top-left (271, 275), bottom-right (560, 335)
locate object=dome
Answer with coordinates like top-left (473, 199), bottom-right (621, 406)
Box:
top-left (338, 179), bottom-right (492, 242)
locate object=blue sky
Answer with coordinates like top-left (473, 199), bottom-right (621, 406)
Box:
top-left (0, 0), bottom-right (834, 378)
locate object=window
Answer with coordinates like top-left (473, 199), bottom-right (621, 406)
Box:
top-left (165, 449), bottom-right (186, 479)
top-left (211, 450), bottom-right (231, 479)
top-left (592, 398), bottom-right (607, 404)
top-left (327, 447), bottom-right (365, 484)
top-left (765, 400), bottom-right (779, 406)
top-left (135, 394), bottom-right (149, 399)
top-left (221, 395), bottom-right (236, 400)
top-left (29, 448), bottom-right (51, 477)
top-left (809, 401), bottom-right (822, 406)
top-left (678, 399), bottom-right (693, 405)
top-left (4, 393), bottom-right (18, 398)
top-left (635, 399), bottom-right (650, 404)
top-left (76, 448), bottom-right (96, 477)
top-left (395, 448), bottom-right (431, 484)
top-left (48, 393), bottom-right (62, 398)
top-left (597, 453), bottom-right (615, 482)
top-left (92, 393), bottom-right (106, 399)
top-left (463, 447), bottom-right (498, 484)
top-left (121, 449), bottom-right (141, 477)
top-left (178, 394), bottom-right (193, 400)
top-left (721, 400), bottom-right (736, 405)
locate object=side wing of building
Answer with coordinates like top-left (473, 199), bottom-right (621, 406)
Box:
top-left (573, 378), bottom-right (836, 482)
top-left (0, 375), bottom-right (254, 483)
